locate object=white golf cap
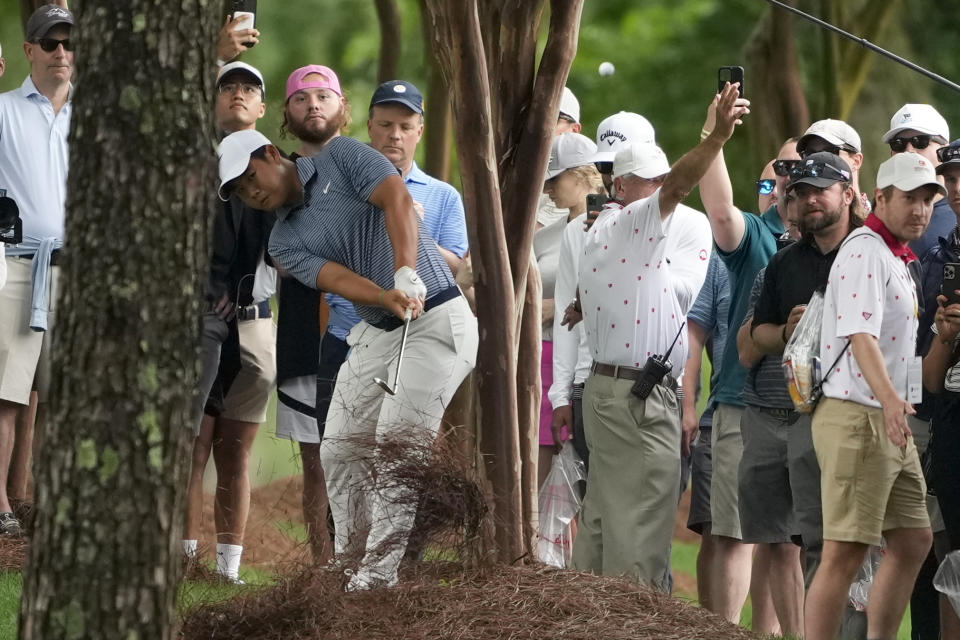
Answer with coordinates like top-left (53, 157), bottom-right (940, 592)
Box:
top-left (591, 112), bottom-right (656, 164)
top-left (613, 142), bottom-right (670, 180)
top-left (883, 103), bottom-right (949, 143)
top-left (559, 87), bottom-right (580, 124)
top-left (218, 129), bottom-right (272, 200)
top-left (876, 152), bottom-right (946, 196)
top-left (797, 119), bottom-right (862, 154)
top-left (545, 132), bottom-right (597, 179)
top-left (216, 61), bottom-right (266, 95)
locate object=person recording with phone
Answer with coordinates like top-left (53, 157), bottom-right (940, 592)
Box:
top-left (568, 85), bottom-right (740, 591)
top-left (216, 1), bottom-right (260, 68)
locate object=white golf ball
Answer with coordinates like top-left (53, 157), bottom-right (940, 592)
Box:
top-left (598, 61), bottom-right (615, 76)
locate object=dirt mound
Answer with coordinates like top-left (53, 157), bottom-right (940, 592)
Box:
top-left (180, 562), bottom-right (753, 640)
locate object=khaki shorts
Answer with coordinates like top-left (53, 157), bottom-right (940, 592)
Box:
top-left (0, 257), bottom-right (58, 405)
top-left (812, 398), bottom-right (930, 546)
top-left (710, 403), bottom-right (744, 539)
top-left (221, 316), bottom-right (277, 424)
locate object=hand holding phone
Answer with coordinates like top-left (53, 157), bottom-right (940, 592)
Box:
top-left (718, 66), bottom-right (745, 98)
top-left (942, 262), bottom-right (960, 306)
top-left (232, 0), bottom-right (258, 49)
top-left (584, 193), bottom-right (608, 230)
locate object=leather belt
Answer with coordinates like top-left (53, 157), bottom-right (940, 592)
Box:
top-left (371, 285), bottom-right (461, 332)
top-left (590, 361), bottom-right (678, 391)
top-left (236, 299), bottom-right (272, 321)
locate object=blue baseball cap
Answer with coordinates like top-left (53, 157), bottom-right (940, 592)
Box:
top-left (370, 80), bottom-right (424, 115)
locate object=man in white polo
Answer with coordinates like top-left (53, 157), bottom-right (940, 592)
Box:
top-left (571, 85), bottom-right (744, 589)
top-left (805, 152), bottom-right (940, 640)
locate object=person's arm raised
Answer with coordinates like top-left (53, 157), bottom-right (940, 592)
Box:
top-left (696, 89), bottom-right (749, 253)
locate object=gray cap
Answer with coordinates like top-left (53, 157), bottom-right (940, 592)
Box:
top-left (26, 4), bottom-right (74, 42)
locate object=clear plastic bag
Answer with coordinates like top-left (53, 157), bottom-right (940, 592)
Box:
top-left (537, 442), bottom-right (586, 568)
top-left (848, 543), bottom-right (885, 611)
top-left (934, 550), bottom-right (960, 616)
top-left (782, 289), bottom-right (825, 413)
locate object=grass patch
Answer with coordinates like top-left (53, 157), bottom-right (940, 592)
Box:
top-left (0, 572), bottom-right (21, 638)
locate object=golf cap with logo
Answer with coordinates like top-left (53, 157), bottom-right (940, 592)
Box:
top-left (591, 112), bottom-right (656, 164)
top-left (613, 143), bottom-right (670, 180)
top-left (797, 119), bottom-right (862, 155)
top-left (786, 151), bottom-right (851, 192)
top-left (559, 87), bottom-right (580, 124)
top-left (883, 103), bottom-right (949, 144)
top-left (216, 62), bottom-right (266, 95)
top-left (285, 65), bottom-right (342, 101)
top-left (876, 152), bottom-right (946, 196)
top-left (217, 130), bottom-right (272, 201)
top-left (546, 132), bottom-right (597, 179)
top-left (936, 139), bottom-right (960, 175)
top-left (26, 4), bottom-right (74, 41)
top-left (370, 80), bottom-right (424, 115)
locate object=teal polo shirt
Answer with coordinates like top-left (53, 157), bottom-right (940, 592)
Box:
top-left (711, 205), bottom-right (785, 407)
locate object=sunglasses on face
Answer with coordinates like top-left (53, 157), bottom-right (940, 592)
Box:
top-left (37, 38), bottom-right (74, 52)
top-left (773, 159), bottom-right (801, 177)
top-left (937, 146), bottom-right (960, 163)
top-left (788, 160), bottom-right (851, 183)
top-left (889, 135), bottom-right (934, 152)
top-left (756, 179), bottom-right (775, 195)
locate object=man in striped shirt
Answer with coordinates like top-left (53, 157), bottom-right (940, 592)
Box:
top-left (217, 123), bottom-right (477, 591)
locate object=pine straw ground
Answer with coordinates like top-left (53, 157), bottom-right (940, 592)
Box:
top-left (179, 561), bottom-right (757, 640)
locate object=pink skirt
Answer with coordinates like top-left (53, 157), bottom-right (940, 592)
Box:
top-left (539, 340), bottom-right (569, 446)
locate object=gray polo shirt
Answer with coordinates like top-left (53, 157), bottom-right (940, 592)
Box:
top-left (268, 136), bottom-right (455, 326)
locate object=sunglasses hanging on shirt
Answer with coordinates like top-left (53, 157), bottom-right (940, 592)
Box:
top-left (889, 135), bottom-right (934, 153)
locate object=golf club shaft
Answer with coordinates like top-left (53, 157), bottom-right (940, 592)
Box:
top-left (391, 309), bottom-right (413, 393)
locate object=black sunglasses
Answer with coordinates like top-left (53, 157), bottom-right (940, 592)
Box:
top-left (37, 37), bottom-right (74, 52)
top-left (788, 160), bottom-right (851, 183)
top-left (756, 179), bottom-right (775, 195)
top-left (889, 135), bottom-right (934, 153)
top-left (773, 159), bottom-right (800, 177)
top-left (937, 146), bottom-right (960, 163)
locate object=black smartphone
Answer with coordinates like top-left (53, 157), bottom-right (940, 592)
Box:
top-left (718, 66), bottom-right (745, 98)
top-left (232, 0), bottom-right (257, 48)
top-left (586, 193), bottom-right (607, 212)
top-left (943, 263), bottom-right (960, 306)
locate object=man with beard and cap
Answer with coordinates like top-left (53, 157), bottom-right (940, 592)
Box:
top-left (271, 65), bottom-right (353, 564)
top-left (805, 152), bottom-right (941, 640)
top-left (796, 119), bottom-right (869, 215)
top-left (219, 73), bottom-right (478, 590)
top-left (0, 4), bottom-right (75, 537)
top-left (739, 152), bottom-right (863, 637)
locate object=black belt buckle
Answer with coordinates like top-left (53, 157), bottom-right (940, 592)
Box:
top-left (237, 299), bottom-right (271, 321)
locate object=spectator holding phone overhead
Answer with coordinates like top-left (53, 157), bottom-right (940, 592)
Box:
top-left (216, 2), bottom-right (260, 67)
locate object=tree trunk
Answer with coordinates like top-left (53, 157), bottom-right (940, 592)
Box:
top-left (20, 0), bottom-right (69, 34)
top-left (423, 0), bottom-right (581, 563)
top-left (516, 259), bottom-right (542, 555)
top-left (374, 0), bottom-right (402, 84)
top-left (418, 0), bottom-right (453, 182)
top-left (18, 1), bottom-right (220, 638)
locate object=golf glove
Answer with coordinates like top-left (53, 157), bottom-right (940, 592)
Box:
top-left (394, 266), bottom-right (427, 301)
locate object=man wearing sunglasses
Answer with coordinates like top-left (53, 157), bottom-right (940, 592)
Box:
top-left (699, 88), bottom-right (803, 624)
top-left (796, 119), bottom-right (869, 215)
top-left (882, 104), bottom-right (952, 260)
top-left (0, 4), bottom-right (75, 537)
top-left (805, 153), bottom-right (942, 640)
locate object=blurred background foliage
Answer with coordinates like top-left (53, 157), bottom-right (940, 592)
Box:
top-left (1, 0), bottom-right (959, 215)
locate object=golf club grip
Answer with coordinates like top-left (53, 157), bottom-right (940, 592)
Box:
top-left (404, 308), bottom-right (413, 321)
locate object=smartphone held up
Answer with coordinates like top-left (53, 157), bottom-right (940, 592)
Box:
top-left (232, 0), bottom-right (257, 48)
top-left (717, 66), bottom-right (745, 98)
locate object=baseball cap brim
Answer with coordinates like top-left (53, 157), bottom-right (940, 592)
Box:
top-left (218, 158), bottom-right (250, 200)
top-left (217, 130), bottom-right (272, 201)
top-left (371, 95), bottom-right (422, 114)
top-left (217, 62), bottom-right (265, 91)
top-left (589, 150), bottom-right (616, 164)
top-left (936, 160), bottom-right (960, 175)
top-left (786, 176), bottom-right (842, 191)
top-left (886, 175), bottom-right (947, 196)
top-left (883, 125), bottom-right (948, 143)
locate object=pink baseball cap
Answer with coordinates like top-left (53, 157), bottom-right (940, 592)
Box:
top-left (285, 65), bottom-right (342, 101)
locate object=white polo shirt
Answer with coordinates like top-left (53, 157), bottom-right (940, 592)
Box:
top-left (820, 227), bottom-right (918, 407)
top-left (578, 190), bottom-right (712, 376)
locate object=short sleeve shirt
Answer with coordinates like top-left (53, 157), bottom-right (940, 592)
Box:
top-left (820, 227), bottom-right (919, 407)
top-left (579, 190), bottom-right (712, 376)
top-left (269, 136), bottom-right (455, 327)
top-left (712, 206), bottom-right (784, 406)
top-left (687, 251), bottom-right (730, 407)
top-left (740, 269), bottom-right (794, 409)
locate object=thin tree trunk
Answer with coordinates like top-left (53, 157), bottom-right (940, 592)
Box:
top-left (419, 0), bottom-right (453, 182)
top-left (18, 1), bottom-right (219, 638)
top-left (516, 259), bottom-right (542, 555)
top-left (374, 0), bottom-right (402, 84)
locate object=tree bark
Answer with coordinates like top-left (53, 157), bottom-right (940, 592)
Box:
top-left (423, 0), bottom-right (581, 563)
top-left (374, 0), bottom-right (402, 84)
top-left (516, 259), bottom-right (542, 555)
top-left (18, 1), bottom-right (220, 638)
top-left (418, 0), bottom-right (453, 182)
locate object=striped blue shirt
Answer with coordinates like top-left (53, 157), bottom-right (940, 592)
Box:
top-left (326, 161), bottom-right (468, 340)
top-left (268, 136), bottom-right (455, 326)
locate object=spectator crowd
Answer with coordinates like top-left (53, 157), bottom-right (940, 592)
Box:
top-left (2, 5), bottom-right (960, 639)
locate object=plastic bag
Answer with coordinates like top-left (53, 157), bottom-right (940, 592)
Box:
top-left (782, 289), bottom-right (825, 413)
top-left (848, 543), bottom-right (885, 611)
top-left (537, 442), bottom-right (586, 568)
top-left (934, 550), bottom-right (960, 616)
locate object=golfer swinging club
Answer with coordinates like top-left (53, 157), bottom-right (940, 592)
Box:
top-left (218, 126), bottom-right (477, 591)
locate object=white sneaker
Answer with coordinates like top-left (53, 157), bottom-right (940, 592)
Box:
top-left (344, 568), bottom-right (398, 592)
